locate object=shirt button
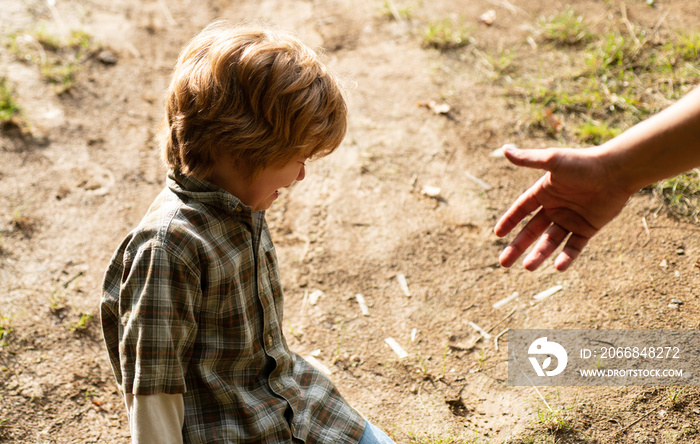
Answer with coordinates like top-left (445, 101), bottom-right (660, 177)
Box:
top-left (235, 206), bottom-right (242, 212)
top-left (266, 335), bottom-right (273, 348)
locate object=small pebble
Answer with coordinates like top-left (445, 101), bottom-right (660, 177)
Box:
top-left (97, 50), bottom-right (118, 65)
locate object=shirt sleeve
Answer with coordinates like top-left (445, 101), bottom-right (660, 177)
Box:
top-left (125, 393), bottom-right (185, 444)
top-left (118, 242), bottom-right (201, 394)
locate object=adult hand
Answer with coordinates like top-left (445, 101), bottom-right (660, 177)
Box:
top-left (494, 146), bottom-right (633, 271)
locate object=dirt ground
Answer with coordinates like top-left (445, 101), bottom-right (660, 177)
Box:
top-left (1, 0), bottom-right (699, 442)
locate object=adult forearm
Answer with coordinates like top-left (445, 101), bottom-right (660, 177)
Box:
top-left (601, 86), bottom-right (700, 194)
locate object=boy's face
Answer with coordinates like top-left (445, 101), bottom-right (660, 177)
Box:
top-left (247, 156), bottom-right (307, 211)
top-left (209, 155), bottom-right (307, 212)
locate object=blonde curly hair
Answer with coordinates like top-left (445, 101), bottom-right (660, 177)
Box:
top-left (161, 21), bottom-right (347, 179)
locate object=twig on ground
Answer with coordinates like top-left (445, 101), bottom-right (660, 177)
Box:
top-left (158, 0), bottom-right (177, 26)
top-left (469, 321), bottom-right (491, 339)
top-left (620, 406), bottom-right (658, 432)
top-left (46, 0), bottom-right (67, 34)
top-left (465, 171), bottom-right (492, 190)
top-left (632, 8), bottom-right (670, 59)
top-left (494, 328), bottom-right (508, 351)
top-left (637, 216), bottom-right (651, 246)
top-left (486, 308), bottom-right (516, 334)
top-left (620, 4), bottom-right (641, 47)
top-left (298, 235), bottom-right (311, 262)
top-left (384, 0), bottom-right (403, 22)
top-left (487, 0), bottom-right (530, 17)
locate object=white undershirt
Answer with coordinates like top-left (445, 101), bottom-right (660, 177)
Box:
top-left (124, 393), bottom-right (185, 444)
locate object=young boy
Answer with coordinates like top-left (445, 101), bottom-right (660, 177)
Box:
top-left (101, 21), bottom-right (395, 443)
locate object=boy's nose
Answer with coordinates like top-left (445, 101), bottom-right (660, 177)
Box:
top-left (297, 165), bottom-right (305, 181)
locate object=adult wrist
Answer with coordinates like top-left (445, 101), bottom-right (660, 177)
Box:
top-left (596, 133), bottom-right (657, 196)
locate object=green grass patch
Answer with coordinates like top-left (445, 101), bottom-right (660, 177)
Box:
top-left (646, 170), bottom-right (700, 222)
top-left (380, 0), bottom-right (415, 21)
top-left (0, 315), bottom-right (14, 347)
top-left (537, 5), bottom-right (592, 46)
top-left (576, 120), bottom-right (623, 145)
top-left (510, 7), bottom-right (699, 145)
top-left (33, 23), bottom-right (64, 51)
top-left (486, 9), bottom-right (700, 223)
top-left (666, 384), bottom-right (686, 409)
top-left (672, 32), bottom-right (700, 60)
top-left (40, 60), bottom-right (80, 91)
top-left (422, 17), bottom-right (472, 51)
top-left (477, 47), bottom-right (518, 80)
top-left (534, 405), bottom-right (573, 431)
top-left (70, 312), bottom-right (94, 331)
top-left (0, 78), bottom-right (20, 124)
top-left (9, 25), bottom-right (100, 94)
top-left (67, 29), bottom-right (94, 50)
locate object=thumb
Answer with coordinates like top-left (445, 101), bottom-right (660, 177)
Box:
top-left (503, 147), bottom-right (556, 171)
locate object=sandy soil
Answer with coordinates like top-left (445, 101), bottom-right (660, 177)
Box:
top-left (1, 0), bottom-right (699, 442)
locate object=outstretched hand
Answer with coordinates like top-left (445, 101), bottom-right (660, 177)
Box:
top-left (494, 146), bottom-right (634, 271)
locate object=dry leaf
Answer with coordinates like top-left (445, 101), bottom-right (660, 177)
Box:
top-left (420, 185), bottom-right (442, 198)
top-left (533, 285), bottom-right (563, 301)
top-left (355, 293), bottom-right (369, 316)
top-left (479, 10), bottom-right (496, 26)
top-left (385, 337), bottom-right (408, 359)
top-left (545, 108), bottom-right (562, 134)
top-left (417, 100), bottom-right (451, 115)
top-left (396, 273), bottom-right (411, 297)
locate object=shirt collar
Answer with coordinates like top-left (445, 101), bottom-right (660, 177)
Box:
top-left (167, 169), bottom-right (254, 217)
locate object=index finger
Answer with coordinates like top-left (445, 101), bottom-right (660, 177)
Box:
top-left (494, 184), bottom-right (542, 238)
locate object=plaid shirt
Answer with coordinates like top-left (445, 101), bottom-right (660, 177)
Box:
top-left (101, 170), bottom-right (365, 443)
